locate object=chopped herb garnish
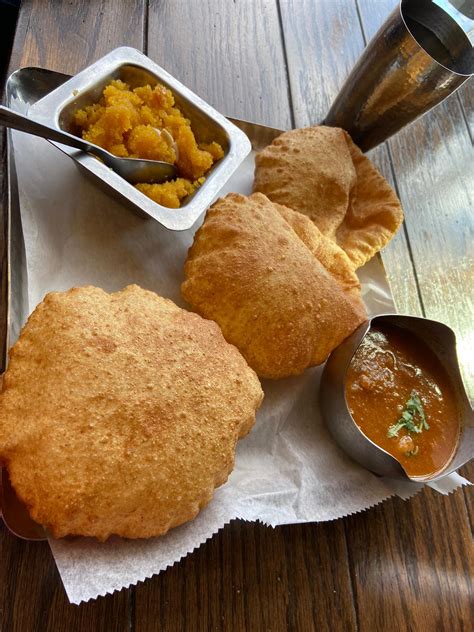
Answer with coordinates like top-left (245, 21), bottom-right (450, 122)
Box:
top-left (387, 391), bottom-right (429, 438)
top-left (387, 420), bottom-right (405, 438)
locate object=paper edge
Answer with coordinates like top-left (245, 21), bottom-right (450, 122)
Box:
top-left (70, 496), bottom-right (398, 603)
top-left (62, 519), bottom-right (233, 604)
top-left (66, 471), bottom-right (472, 604)
top-left (63, 493), bottom-right (399, 603)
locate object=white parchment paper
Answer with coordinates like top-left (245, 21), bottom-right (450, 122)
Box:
top-left (10, 131), bottom-right (470, 603)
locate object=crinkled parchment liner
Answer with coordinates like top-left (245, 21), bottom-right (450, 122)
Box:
top-left (10, 132), bottom-right (470, 604)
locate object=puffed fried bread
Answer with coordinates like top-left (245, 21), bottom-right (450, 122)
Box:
top-left (0, 285), bottom-right (263, 540)
top-left (253, 125), bottom-right (403, 268)
top-left (181, 193), bottom-right (367, 379)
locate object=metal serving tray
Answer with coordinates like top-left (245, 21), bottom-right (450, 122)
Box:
top-left (2, 65), bottom-right (471, 542)
top-left (26, 47), bottom-right (252, 231)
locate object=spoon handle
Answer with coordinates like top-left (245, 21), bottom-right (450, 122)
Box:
top-left (0, 105), bottom-right (108, 160)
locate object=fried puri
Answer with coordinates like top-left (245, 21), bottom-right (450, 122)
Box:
top-left (0, 285), bottom-right (263, 540)
top-left (253, 126), bottom-right (404, 268)
top-left (181, 193), bottom-right (367, 379)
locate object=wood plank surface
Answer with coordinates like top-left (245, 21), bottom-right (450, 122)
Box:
top-left (136, 521), bottom-right (357, 632)
top-left (0, 534), bottom-right (130, 632)
top-left (0, 1), bottom-right (472, 631)
top-left (461, 461), bottom-right (474, 527)
top-left (357, 0), bottom-right (474, 534)
top-left (349, 3), bottom-right (473, 629)
top-left (8, 0), bottom-right (146, 74)
top-left (147, 0), bottom-right (292, 129)
top-left (140, 1), bottom-right (356, 628)
top-left (458, 82), bottom-right (473, 138)
top-left (345, 489), bottom-right (473, 632)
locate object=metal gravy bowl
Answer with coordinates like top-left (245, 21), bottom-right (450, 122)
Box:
top-left (320, 314), bottom-right (474, 482)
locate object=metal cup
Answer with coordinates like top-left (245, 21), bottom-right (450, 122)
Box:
top-left (324, 0), bottom-right (474, 151)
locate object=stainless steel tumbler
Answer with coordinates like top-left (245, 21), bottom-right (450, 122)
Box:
top-left (324, 0), bottom-right (474, 151)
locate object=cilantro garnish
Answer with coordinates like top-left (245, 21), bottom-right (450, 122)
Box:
top-left (387, 391), bottom-right (429, 438)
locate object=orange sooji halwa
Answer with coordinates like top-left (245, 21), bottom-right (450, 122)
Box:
top-left (73, 80), bottom-right (224, 208)
top-left (345, 324), bottom-right (460, 478)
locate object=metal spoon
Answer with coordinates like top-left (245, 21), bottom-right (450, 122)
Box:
top-left (0, 105), bottom-right (177, 184)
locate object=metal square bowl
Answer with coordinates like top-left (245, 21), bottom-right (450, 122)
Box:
top-left (26, 47), bottom-right (252, 230)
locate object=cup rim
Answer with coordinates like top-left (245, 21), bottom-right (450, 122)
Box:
top-left (399, 0), bottom-right (474, 77)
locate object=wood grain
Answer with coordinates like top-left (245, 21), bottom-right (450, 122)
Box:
top-left (388, 96), bottom-right (474, 397)
top-left (0, 532), bottom-right (130, 632)
top-left (357, 0), bottom-right (473, 532)
top-left (282, 3), bottom-right (473, 631)
top-left (0, 1), bottom-right (472, 631)
top-left (460, 461), bottom-right (474, 529)
top-left (345, 490), bottom-right (473, 631)
top-left (9, 0), bottom-right (146, 74)
top-left (347, 5), bottom-right (473, 630)
top-left (147, 0), bottom-right (292, 129)
top-left (139, 1), bottom-right (357, 628)
top-left (280, 0), bottom-right (366, 122)
top-left (357, 0), bottom-right (474, 402)
top-left (135, 520), bottom-right (357, 632)
top-left (457, 81), bottom-right (473, 139)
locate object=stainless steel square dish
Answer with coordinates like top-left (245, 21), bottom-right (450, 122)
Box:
top-left (27, 47), bottom-right (251, 230)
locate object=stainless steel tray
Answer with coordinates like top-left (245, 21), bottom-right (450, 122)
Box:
top-left (2, 66), bottom-right (470, 543)
top-left (27, 47), bottom-right (252, 231)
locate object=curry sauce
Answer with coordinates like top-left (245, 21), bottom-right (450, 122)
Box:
top-left (345, 324), bottom-right (460, 478)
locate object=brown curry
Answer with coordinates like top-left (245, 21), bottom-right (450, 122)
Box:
top-left (345, 323), bottom-right (459, 478)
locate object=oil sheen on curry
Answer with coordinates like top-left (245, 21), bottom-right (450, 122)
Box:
top-left (345, 323), bottom-right (460, 478)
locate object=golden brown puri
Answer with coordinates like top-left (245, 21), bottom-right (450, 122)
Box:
top-left (0, 285), bottom-right (263, 540)
top-left (181, 193), bottom-right (367, 379)
top-left (338, 135), bottom-right (404, 268)
top-left (275, 204), bottom-right (361, 298)
top-left (253, 125), bottom-right (404, 269)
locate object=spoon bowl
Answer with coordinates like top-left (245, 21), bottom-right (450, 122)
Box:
top-left (0, 105), bottom-right (177, 184)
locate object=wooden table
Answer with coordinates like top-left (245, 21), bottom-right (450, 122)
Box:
top-left (1, 1), bottom-right (472, 630)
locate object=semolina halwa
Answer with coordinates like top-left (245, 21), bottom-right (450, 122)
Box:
top-left (73, 80), bottom-right (224, 208)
